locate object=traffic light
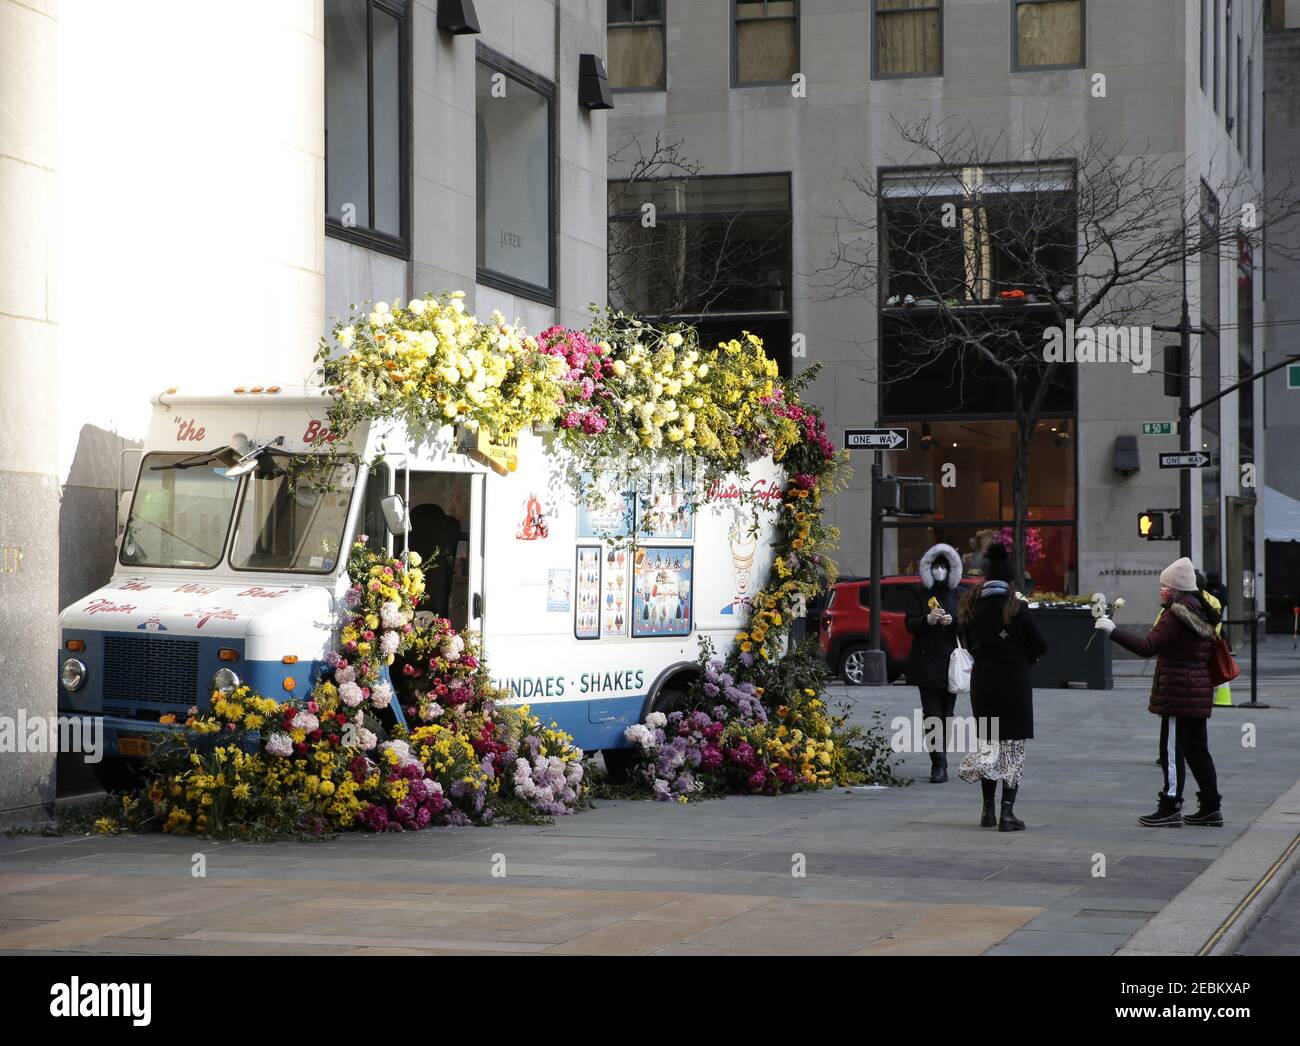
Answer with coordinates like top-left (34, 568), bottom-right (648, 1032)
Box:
top-left (1138, 509), bottom-right (1180, 541)
top-left (1163, 345), bottom-right (1181, 398)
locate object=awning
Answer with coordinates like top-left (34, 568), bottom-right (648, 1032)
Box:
top-left (1264, 485), bottom-right (1300, 542)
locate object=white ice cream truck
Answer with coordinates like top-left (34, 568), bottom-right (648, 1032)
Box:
top-left (58, 385), bottom-right (780, 787)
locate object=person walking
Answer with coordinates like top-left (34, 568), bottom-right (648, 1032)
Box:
top-left (957, 542), bottom-right (1048, 831)
top-left (1094, 557), bottom-right (1223, 827)
top-left (905, 543), bottom-right (964, 783)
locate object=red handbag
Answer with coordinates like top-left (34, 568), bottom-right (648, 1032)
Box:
top-left (1210, 636), bottom-right (1239, 686)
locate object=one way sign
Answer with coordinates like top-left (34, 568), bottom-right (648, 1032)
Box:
top-left (1159, 451), bottom-right (1211, 469)
top-left (844, 428), bottom-right (909, 451)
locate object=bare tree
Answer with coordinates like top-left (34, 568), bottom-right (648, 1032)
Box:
top-left (817, 116), bottom-right (1300, 586)
top-left (608, 132), bottom-right (792, 322)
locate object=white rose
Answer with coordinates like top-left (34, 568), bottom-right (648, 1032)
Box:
top-left (408, 297), bottom-right (427, 316)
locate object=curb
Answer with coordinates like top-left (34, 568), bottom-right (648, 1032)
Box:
top-left (1117, 778), bottom-right (1300, 956)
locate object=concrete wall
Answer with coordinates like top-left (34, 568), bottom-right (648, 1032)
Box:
top-left (326, 0), bottom-right (609, 337)
top-left (608, 0), bottom-right (1265, 625)
top-left (0, 1), bottom-right (327, 818)
top-left (0, 0), bottom-right (60, 820)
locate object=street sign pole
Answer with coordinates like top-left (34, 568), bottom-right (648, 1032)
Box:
top-left (866, 445), bottom-right (887, 686)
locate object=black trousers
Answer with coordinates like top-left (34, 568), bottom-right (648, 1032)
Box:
top-left (1158, 715), bottom-right (1219, 804)
top-left (918, 687), bottom-right (957, 763)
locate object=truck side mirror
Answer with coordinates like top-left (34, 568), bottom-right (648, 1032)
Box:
top-left (381, 494), bottom-right (410, 536)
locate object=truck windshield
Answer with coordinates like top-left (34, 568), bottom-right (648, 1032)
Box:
top-left (229, 455), bottom-right (358, 573)
top-left (120, 453), bottom-right (240, 569)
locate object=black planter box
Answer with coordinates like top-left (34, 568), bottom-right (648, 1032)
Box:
top-left (1027, 605), bottom-right (1112, 690)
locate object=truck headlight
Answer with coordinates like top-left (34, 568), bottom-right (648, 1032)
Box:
top-left (61, 658), bottom-right (87, 692)
top-left (211, 668), bottom-right (241, 694)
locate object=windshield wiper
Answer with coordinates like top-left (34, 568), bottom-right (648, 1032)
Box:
top-left (151, 447), bottom-right (235, 472)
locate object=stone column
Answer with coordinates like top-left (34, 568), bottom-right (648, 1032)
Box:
top-left (0, 0), bottom-right (59, 820)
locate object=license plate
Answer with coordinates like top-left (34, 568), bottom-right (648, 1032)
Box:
top-left (118, 737), bottom-right (152, 759)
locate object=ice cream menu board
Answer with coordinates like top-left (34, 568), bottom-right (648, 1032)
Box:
top-left (574, 547), bottom-right (601, 639)
top-left (577, 472), bottom-right (633, 538)
top-left (600, 546), bottom-right (629, 638)
top-left (636, 489), bottom-right (694, 539)
top-left (632, 546), bottom-right (693, 638)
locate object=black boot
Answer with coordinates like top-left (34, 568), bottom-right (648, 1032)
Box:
top-left (1138, 794), bottom-right (1184, 827)
top-left (929, 751), bottom-right (948, 784)
top-left (998, 784), bottom-right (1025, 832)
top-left (1182, 791), bottom-right (1223, 827)
top-left (980, 779), bottom-right (997, 827)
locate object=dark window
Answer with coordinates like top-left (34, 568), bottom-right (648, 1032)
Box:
top-left (1214, 0), bottom-right (1221, 113)
top-left (1247, 55), bottom-right (1254, 166)
top-left (325, 0), bottom-right (407, 255)
top-left (733, 0), bottom-right (799, 85)
top-left (1012, 0), bottom-right (1084, 71)
top-left (880, 163), bottom-right (1076, 305)
top-left (1200, 0), bottom-right (1208, 91)
top-left (476, 47), bottom-right (556, 303)
top-left (873, 0), bottom-right (943, 78)
top-left (608, 173), bottom-right (793, 373)
top-left (608, 0), bottom-right (665, 90)
top-left (1236, 34), bottom-right (1243, 150)
top-left (1200, 183), bottom-right (1222, 580)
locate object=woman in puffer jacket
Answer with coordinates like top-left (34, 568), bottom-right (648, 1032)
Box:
top-left (905, 543), bottom-right (964, 783)
top-left (1094, 557), bottom-right (1222, 827)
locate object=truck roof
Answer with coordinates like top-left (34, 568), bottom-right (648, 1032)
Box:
top-left (153, 384), bottom-right (335, 409)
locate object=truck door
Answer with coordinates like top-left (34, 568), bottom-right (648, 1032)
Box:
top-left (399, 470), bottom-right (484, 636)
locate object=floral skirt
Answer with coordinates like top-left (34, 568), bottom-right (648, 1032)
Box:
top-left (958, 739), bottom-right (1027, 788)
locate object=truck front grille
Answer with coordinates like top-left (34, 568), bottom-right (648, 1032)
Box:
top-left (104, 635), bottom-right (201, 707)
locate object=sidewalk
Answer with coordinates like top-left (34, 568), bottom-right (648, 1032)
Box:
top-left (1, 671), bottom-right (1296, 955)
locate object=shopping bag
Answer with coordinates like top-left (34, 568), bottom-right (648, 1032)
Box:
top-left (948, 637), bottom-right (973, 695)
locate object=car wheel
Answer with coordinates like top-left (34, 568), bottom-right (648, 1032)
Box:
top-left (649, 686), bottom-right (690, 717)
top-left (839, 644), bottom-right (871, 686)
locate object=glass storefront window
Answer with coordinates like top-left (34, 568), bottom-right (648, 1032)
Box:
top-left (886, 418), bottom-right (1075, 524)
top-left (893, 523), bottom-right (1078, 595)
top-left (476, 53), bottom-right (554, 300)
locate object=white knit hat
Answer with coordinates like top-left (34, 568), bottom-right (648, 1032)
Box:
top-left (1159, 557), bottom-right (1197, 592)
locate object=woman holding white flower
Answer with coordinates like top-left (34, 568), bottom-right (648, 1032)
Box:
top-left (1094, 557), bottom-right (1223, 827)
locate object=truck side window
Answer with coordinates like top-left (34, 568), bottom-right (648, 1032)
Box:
top-left (358, 461), bottom-right (392, 555)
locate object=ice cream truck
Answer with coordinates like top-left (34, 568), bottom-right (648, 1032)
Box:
top-left (58, 385), bottom-right (780, 789)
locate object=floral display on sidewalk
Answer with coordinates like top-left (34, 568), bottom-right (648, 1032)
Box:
top-left (85, 291), bottom-right (901, 838)
top-left (100, 541), bottom-right (586, 838)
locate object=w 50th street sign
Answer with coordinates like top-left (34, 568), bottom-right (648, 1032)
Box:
top-left (1159, 451), bottom-right (1210, 469)
top-left (845, 428), bottom-right (908, 451)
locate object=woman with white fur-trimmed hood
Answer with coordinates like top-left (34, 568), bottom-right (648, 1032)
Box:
top-left (905, 543), bottom-right (964, 783)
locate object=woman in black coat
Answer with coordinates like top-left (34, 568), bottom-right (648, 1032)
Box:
top-left (957, 542), bottom-right (1048, 831)
top-left (905, 543), bottom-right (964, 783)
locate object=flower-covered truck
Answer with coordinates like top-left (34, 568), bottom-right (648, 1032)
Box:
top-left (57, 384), bottom-right (780, 789)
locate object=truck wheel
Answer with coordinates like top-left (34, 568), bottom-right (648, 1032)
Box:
top-left (601, 747), bottom-right (640, 784)
top-left (649, 686), bottom-right (690, 717)
top-left (838, 644), bottom-right (871, 686)
top-left (93, 758), bottom-right (145, 795)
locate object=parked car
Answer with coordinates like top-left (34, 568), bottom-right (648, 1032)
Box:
top-left (819, 574), bottom-right (978, 685)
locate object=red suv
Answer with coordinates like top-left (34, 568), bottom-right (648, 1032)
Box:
top-left (819, 575), bottom-right (978, 685)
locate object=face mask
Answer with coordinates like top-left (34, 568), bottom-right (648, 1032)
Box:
top-left (1159, 587), bottom-right (1174, 604)
top-left (932, 566), bottom-right (948, 583)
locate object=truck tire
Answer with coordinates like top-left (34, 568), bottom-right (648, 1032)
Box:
top-left (93, 758), bottom-right (145, 795)
top-left (601, 747), bottom-right (640, 784)
top-left (648, 685), bottom-right (690, 717)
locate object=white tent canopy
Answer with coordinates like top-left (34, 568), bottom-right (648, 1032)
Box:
top-left (1265, 485), bottom-right (1300, 542)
